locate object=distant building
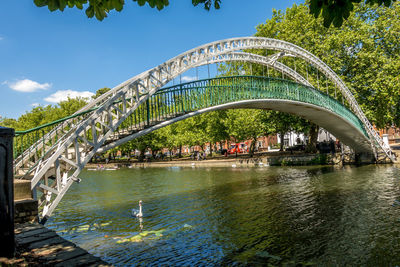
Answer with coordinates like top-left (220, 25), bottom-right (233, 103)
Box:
top-left (378, 126), bottom-right (400, 144)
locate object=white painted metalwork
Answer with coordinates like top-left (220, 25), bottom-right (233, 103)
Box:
top-left (70, 37), bottom-right (393, 161)
top-left (16, 37), bottom-right (393, 223)
top-left (196, 52), bottom-right (312, 87)
top-left (13, 51), bottom-right (311, 178)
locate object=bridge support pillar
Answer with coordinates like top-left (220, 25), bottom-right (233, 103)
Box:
top-left (0, 126), bottom-right (15, 258)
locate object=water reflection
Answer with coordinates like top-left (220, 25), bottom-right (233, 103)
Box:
top-left (47, 165), bottom-right (400, 265)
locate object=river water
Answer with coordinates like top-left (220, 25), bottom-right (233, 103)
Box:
top-left (46, 165), bottom-right (400, 266)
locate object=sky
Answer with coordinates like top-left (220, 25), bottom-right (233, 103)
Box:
top-left (0, 0), bottom-right (301, 119)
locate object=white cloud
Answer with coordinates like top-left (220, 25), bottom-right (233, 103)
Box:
top-left (6, 79), bottom-right (51, 92)
top-left (181, 76), bottom-right (197, 82)
top-left (44, 90), bottom-right (94, 103)
top-left (31, 103), bottom-right (40, 107)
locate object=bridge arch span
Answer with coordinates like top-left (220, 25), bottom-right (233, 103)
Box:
top-left (12, 37), bottom-right (394, 223)
top-left (73, 37), bottom-right (390, 160)
top-left (99, 98), bottom-right (371, 155)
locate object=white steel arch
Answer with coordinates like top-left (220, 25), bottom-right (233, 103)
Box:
top-left (19, 37), bottom-right (393, 223)
top-left (14, 51), bottom-right (311, 176)
top-left (195, 52), bottom-right (312, 87)
top-left (72, 37), bottom-right (392, 160)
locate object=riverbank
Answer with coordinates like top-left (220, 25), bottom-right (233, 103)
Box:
top-left (86, 151), bottom-right (354, 168)
top-left (86, 144), bottom-right (400, 169)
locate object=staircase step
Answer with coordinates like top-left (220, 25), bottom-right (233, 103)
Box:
top-left (14, 180), bottom-right (32, 201)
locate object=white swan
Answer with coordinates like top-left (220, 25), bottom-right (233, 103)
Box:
top-left (131, 200), bottom-right (143, 217)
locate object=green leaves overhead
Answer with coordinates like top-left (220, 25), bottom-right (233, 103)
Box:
top-left (309, 0), bottom-right (397, 27)
top-left (134, 0), bottom-right (169, 10)
top-left (33, 0), bottom-right (219, 21)
top-left (33, 0), bottom-right (395, 27)
top-left (34, 0), bottom-right (86, 12)
top-left (192, 0), bottom-right (221, 10)
top-left (309, 0), bottom-right (359, 27)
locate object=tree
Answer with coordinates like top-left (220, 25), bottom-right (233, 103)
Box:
top-left (127, 132), bottom-right (155, 161)
top-left (0, 118), bottom-right (19, 130)
top-left (0, 97), bottom-right (88, 131)
top-left (263, 111), bottom-right (308, 151)
top-left (254, 3), bottom-right (400, 128)
top-left (224, 109), bottom-right (266, 157)
top-left (201, 110), bottom-right (229, 156)
top-left (93, 87), bottom-right (111, 99)
top-left (309, 0), bottom-right (397, 27)
top-left (33, 0), bottom-right (396, 27)
top-left (33, 0), bottom-right (221, 21)
top-left (55, 97), bottom-right (88, 118)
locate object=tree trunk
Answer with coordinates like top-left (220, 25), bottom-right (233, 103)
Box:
top-left (249, 137), bottom-right (257, 157)
top-left (209, 142), bottom-right (213, 157)
top-left (279, 131), bottom-right (285, 151)
top-left (138, 149), bottom-right (145, 162)
top-left (178, 145), bottom-right (182, 158)
top-left (306, 124), bottom-right (319, 153)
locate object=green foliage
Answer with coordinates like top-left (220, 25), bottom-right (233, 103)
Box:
top-left (32, 0), bottom-right (395, 27)
top-left (0, 118), bottom-right (19, 130)
top-left (93, 87), bottom-right (111, 99)
top-left (203, 110), bottom-right (229, 144)
top-left (33, 0), bottom-right (221, 21)
top-left (225, 109), bottom-right (264, 142)
top-left (254, 3), bottom-right (400, 128)
top-left (0, 97), bottom-right (88, 131)
top-left (309, 0), bottom-right (396, 27)
top-left (192, 0), bottom-right (221, 10)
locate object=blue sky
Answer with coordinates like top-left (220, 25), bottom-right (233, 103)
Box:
top-left (0, 0), bottom-right (301, 119)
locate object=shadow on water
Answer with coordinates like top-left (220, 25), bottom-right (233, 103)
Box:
top-left (46, 165), bottom-right (400, 266)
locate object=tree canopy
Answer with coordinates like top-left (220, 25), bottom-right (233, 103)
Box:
top-left (0, 97), bottom-right (88, 131)
top-left (33, 0), bottom-right (396, 27)
top-left (33, 0), bottom-right (221, 21)
top-left (309, 0), bottom-right (396, 27)
top-left (254, 2), bottom-right (400, 128)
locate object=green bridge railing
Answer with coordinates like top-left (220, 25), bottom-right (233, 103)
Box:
top-left (13, 76), bottom-right (367, 163)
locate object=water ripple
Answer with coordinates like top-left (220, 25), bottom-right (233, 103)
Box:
top-left (46, 165), bottom-right (400, 265)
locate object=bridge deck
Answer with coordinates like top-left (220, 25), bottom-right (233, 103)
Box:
top-left (5, 223), bottom-right (111, 266)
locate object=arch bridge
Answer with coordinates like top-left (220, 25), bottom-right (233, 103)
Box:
top-left (11, 37), bottom-right (395, 223)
